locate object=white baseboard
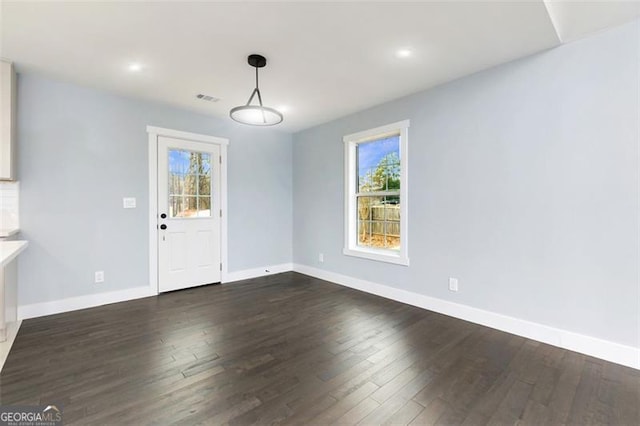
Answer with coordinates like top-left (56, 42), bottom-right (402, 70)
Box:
top-left (224, 263), bottom-right (293, 283)
top-left (0, 320), bottom-right (22, 372)
top-left (293, 263), bottom-right (640, 370)
top-left (18, 286), bottom-right (156, 320)
top-left (16, 263), bottom-right (638, 369)
top-left (17, 263), bottom-right (296, 321)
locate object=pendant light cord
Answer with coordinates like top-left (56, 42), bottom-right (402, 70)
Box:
top-left (254, 65), bottom-right (264, 109)
top-left (255, 66), bottom-right (259, 92)
top-left (255, 65), bottom-right (266, 123)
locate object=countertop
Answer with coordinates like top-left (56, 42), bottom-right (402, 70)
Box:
top-left (0, 241), bottom-right (28, 268)
top-left (0, 229), bottom-right (19, 238)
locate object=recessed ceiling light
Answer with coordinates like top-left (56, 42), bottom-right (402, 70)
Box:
top-left (277, 105), bottom-right (289, 113)
top-left (395, 49), bottom-right (413, 59)
top-left (127, 62), bottom-right (143, 72)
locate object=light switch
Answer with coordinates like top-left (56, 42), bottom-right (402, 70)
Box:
top-left (449, 277), bottom-right (459, 292)
top-left (123, 197), bottom-right (137, 209)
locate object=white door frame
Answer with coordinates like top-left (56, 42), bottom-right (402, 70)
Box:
top-left (147, 125), bottom-right (229, 295)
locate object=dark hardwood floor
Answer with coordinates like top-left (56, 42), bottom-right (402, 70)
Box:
top-left (1, 272), bottom-right (638, 425)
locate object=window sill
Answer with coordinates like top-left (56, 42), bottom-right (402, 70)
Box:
top-left (342, 247), bottom-right (409, 266)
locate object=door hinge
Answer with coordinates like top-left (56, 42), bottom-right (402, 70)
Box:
top-left (219, 155), bottom-right (222, 164)
top-left (219, 209), bottom-right (222, 218)
top-left (220, 263), bottom-right (222, 271)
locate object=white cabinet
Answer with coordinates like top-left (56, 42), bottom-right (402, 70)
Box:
top-left (0, 241), bottom-right (27, 343)
top-left (0, 258), bottom-right (17, 342)
top-left (0, 60), bottom-right (16, 181)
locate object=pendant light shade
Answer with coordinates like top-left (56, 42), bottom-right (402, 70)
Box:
top-left (230, 54), bottom-right (283, 126)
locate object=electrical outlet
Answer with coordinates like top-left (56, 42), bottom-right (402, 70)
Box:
top-left (123, 197), bottom-right (136, 209)
top-left (449, 277), bottom-right (459, 292)
top-left (319, 253), bottom-right (324, 263)
top-left (95, 271), bottom-right (105, 283)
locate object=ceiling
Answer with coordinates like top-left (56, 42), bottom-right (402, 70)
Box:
top-left (1, 1), bottom-right (639, 133)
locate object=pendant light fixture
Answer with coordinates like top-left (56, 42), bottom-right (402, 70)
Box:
top-left (230, 54), bottom-right (283, 126)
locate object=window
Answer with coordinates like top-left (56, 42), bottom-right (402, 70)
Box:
top-left (343, 120), bottom-right (409, 265)
top-left (168, 149), bottom-right (212, 218)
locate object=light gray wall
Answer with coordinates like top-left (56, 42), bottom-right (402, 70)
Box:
top-left (293, 21), bottom-right (639, 347)
top-left (17, 72), bottom-right (293, 305)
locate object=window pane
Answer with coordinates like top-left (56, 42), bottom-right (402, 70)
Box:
top-left (384, 199), bottom-right (400, 221)
top-left (183, 174), bottom-right (198, 195)
top-left (172, 196), bottom-right (198, 218)
top-left (191, 152), bottom-right (202, 173)
top-left (201, 154), bottom-right (211, 174)
top-left (169, 150), bottom-right (190, 175)
top-left (371, 221), bottom-right (384, 240)
top-left (385, 222), bottom-right (400, 250)
top-left (169, 196), bottom-right (183, 218)
top-left (199, 175), bottom-right (211, 196)
top-left (371, 204), bottom-right (385, 221)
top-left (358, 196), bottom-right (383, 222)
top-left (357, 195), bottom-right (400, 249)
top-left (198, 196), bottom-right (211, 217)
top-left (357, 135), bottom-right (400, 193)
top-left (358, 220), bottom-right (371, 246)
top-left (357, 196), bottom-right (382, 249)
top-left (169, 150), bottom-right (191, 197)
top-left (169, 174), bottom-right (185, 195)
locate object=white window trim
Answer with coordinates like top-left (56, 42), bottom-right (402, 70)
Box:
top-left (343, 120), bottom-right (410, 266)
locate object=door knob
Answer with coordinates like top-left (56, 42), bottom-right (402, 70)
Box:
top-left (160, 224), bottom-right (167, 230)
top-left (160, 213), bottom-right (167, 219)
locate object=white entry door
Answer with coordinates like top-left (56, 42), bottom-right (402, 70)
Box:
top-left (157, 136), bottom-right (221, 292)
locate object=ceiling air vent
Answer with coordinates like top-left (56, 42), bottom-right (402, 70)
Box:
top-left (196, 93), bottom-right (221, 103)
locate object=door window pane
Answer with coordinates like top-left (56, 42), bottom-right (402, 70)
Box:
top-left (169, 196), bottom-right (183, 218)
top-left (172, 196), bottom-right (197, 218)
top-left (183, 174), bottom-right (198, 195)
top-left (200, 154), bottom-right (211, 174)
top-left (198, 196), bottom-right (211, 217)
top-left (169, 174), bottom-right (184, 196)
top-left (199, 175), bottom-right (211, 196)
top-left (168, 149), bottom-right (213, 218)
